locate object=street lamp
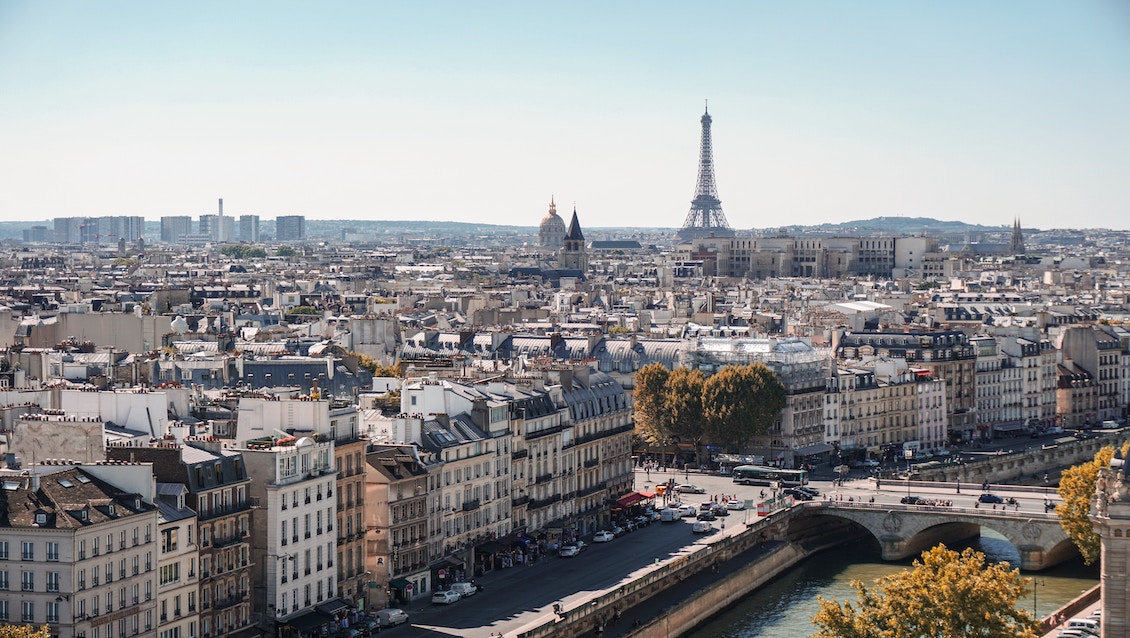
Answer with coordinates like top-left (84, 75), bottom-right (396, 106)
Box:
top-left (1031, 578), bottom-right (1044, 617)
top-left (904, 449), bottom-right (914, 500)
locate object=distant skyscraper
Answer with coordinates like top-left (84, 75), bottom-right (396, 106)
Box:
top-left (239, 214), bottom-right (261, 242)
top-left (678, 103), bottom-right (735, 241)
top-left (276, 215), bottom-right (306, 241)
top-left (198, 214), bottom-right (219, 240)
top-left (161, 216), bottom-right (192, 243)
top-left (1010, 218), bottom-right (1025, 254)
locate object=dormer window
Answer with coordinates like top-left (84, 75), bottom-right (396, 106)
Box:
top-left (108, 504), bottom-right (116, 517)
top-left (35, 512), bottom-right (47, 525)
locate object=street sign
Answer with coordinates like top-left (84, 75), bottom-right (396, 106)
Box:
top-left (406, 583), bottom-right (413, 592)
top-left (437, 569), bottom-right (446, 578)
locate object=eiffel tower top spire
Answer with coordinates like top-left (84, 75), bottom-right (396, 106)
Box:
top-left (678, 103), bottom-right (735, 241)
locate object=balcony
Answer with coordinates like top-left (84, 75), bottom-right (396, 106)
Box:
top-left (461, 499), bottom-right (480, 512)
top-left (583, 458), bottom-right (599, 469)
top-left (528, 494), bottom-right (561, 510)
top-left (199, 500), bottom-right (253, 522)
top-left (535, 473), bottom-right (553, 485)
top-left (212, 530), bottom-right (248, 549)
top-left (511, 495), bottom-right (530, 507)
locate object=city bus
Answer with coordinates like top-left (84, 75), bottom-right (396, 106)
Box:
top-left (731, 465), bottom-right (809, 487)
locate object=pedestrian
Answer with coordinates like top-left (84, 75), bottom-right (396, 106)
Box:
top-left (956, 483), bottom-right (960, 494)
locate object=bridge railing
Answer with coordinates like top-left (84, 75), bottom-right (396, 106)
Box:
top-left (803, 500), bottom-right (1061, 520)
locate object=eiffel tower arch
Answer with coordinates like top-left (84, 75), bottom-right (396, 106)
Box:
top-left (678, 104), bottom-right (735, 241)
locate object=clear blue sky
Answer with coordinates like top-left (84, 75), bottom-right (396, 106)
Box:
top-left (1, 1), bottom-right (1127, 230)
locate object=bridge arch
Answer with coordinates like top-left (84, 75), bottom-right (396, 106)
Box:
top-left (790, 503), bottom-right (1077, 571)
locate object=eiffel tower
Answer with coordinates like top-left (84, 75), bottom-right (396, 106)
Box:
top-left (678, 103), bottom-right (735, 241)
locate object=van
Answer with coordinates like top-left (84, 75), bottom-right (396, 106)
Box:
top-left (659, 508), bottom-right (682, 522)
top-left (1066, 618), bottom-right (1100, 635)
top-left (449, 582), bottom-right (478, 597)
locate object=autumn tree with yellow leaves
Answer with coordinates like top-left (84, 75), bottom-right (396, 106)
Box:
top-left (811, 545), bottom-right (1040, 638)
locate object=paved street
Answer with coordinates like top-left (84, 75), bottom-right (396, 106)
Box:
top-left (375, 465), bottom-right (1063, 637)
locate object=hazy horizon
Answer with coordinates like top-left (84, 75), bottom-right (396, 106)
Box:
top-left (2, 2), bottom-right (1128, 229)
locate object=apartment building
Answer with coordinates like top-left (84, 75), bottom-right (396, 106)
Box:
top-left (364, 446), bottom-right (429, 609)
top-left (154, 484), bottom-right (200, 638)
top-left (240, 435), bottom-right (339, 632)
top-left (107, 441), bottom-right (255, 638)
top-left (0, 463), bottom-right (160, 638)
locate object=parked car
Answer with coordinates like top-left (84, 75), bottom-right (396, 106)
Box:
top-left (659, 508), bottom-right (682, 522)
top-left (431, 590), bottom-right (461, 605)
top-left (978, 493), bottom-right (1004, 504)
top-left (676, 484), bottom-right (706, 494)
top-left (900, 495), bottom-right (923, 504)
top-left (691, 520), bottom-right (715, 534)
top-left (644, 510), bottom-right (662, 522)
top-left (678, 505), bottom-right (699, 517)
top-left (559, 544), bottom-right (580, 557)
top-left (710, 503), bottom-right (730, 516)
top-left (573, 540), bottom-right (588, 552)
top-left (373, 608), bottom-right (409, 627)
top-left (863, 460), bottom-right (881, 467)
top-left (449, 582), bottom-right (478, 597)
top-left (358, 618), bottom-right (381, 636)
top-left (634, 515), bottom-right (651, 528)
top-left (796, 486), bottom-right (820, 497)
top-left (593, 530), bottom-right (615, 542)
top-left (610, 525), bottom-right (626, 537)
top-left (696, 509), bottom-right (716, 521)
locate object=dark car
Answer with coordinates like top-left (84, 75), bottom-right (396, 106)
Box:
top-left (900, 495), bottom-right (922, 504)
top-left (784, 488), bottom-right (813, 501)
top-left (696, 509), bottom-right (716, 521)
top-left (796, 486), bottom-right (820, 497)
top-left (978, 493), bottom-right (1004, 504)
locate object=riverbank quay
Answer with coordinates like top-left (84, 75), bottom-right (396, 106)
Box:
top-left (510, 507), bottom-right (802, 638)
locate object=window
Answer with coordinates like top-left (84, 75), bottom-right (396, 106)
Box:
top-left (21, 600), bottom-right (33, 622)
top-left (0, 570), bottom-right (8, 590)
top-left (47, 571), bottom-right (59, 592)
top-left (47, 601), bottom-right (59, 623)
top-left (21, 541), bottom-right (34, 561)
top-left (0, 541), bottom-right (7, 560)
top-left (21, 571), bottom-right (34, 591)
top-left (0, 600), bottom-right (7, 621)
top-left (161, 529), bottom-right (179, 553)
top-left (93, 537), bottom-right (100, 556)
top-left (47, 542), bottom-right (59, 561)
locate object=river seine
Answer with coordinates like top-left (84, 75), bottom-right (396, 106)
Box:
top-left (687, 530), bottom-right (1098, 637)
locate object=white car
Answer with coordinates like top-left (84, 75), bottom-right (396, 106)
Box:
top-left (593, 530), bottom-right (615, 542)
top-left (559, 544), bottom-right (580, 557)
top-left (676, 484), bottom-right (706, 494)
top-left (725, 500), bottom-right (745, 510)
top-left (691, 520), bottom-right (715, 534)
top-left (431, 590), bottom-right (461, 605)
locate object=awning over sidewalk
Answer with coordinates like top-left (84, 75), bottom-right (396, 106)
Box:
top-left (316, 599), bottom-right (350, 617)
top-left (477, 541), bottom-right (506, 554)
top-left (284, 610), bottom-right (332, 634)
top-left (389, 578), bottom-right (412, 590)
top-left (614, 492), bottom-right (646, 508)
top-left (796, 443), bottom-right (834, 456)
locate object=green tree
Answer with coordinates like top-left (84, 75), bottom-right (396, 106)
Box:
top-left (221, 245), bottom-right (268, 259)
top-left (632, 363), bottom-right (671, 445)
top-left (0, 625), bottom-right (51, 638)
top-left (811, 545), bottom-right (1039, 638)
top-left (702, 363), bottom-right (786, 452)
top-left (275, 245), bottom-right (298, 257)
top-left (665, 367), bottom-right (707, 467)
top-left (285, 305), bottom-right (320, 316)
top-left (1056, 444), bottom-right (1124, 565)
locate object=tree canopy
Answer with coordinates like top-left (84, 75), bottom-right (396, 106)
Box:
top-left (664, 367), bottom-right (707, 465)
top-left (811, 545), bottom-right (1039, 638)
top-left (702, 362), bottom-right (786, 452)
top-left (0, 626), bottom-right (50, 638)
top-left (632, 363), bottom-right (670, 445)
top-left (220, 244), bottom-right (267, 259)
top-left (1056, 443), bottom-right (1126, 564)
top-left (355, 354), bottom-right (403, 378)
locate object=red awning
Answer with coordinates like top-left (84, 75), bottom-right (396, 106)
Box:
top-left (638, 491), bottom-right (656, 499)
top-left (615, 492), bottom-right (645, 508)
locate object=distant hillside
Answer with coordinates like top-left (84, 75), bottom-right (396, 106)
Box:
top-left (758, 216), bottom-right (1008, 235)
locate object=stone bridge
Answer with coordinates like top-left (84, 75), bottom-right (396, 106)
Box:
top-left (789, 501), bottom-right (1076, 571)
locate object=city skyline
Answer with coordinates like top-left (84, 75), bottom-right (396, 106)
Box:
top-left (1, 2), bottom-right (1128, 230)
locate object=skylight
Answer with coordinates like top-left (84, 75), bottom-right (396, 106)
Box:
top-left (75, 475), bottom-right (91, 484)
top-left (58, 479), bottom-right (74, 488)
